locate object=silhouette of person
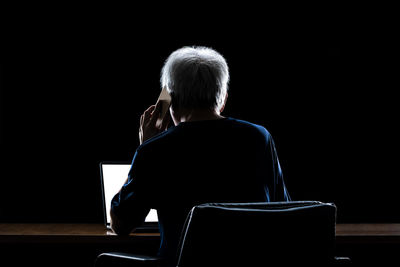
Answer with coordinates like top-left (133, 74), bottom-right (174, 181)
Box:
top-left (111, 46), bottom-right (291, 266)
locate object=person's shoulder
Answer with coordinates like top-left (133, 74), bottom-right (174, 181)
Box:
top-left (226, 117), bottom-right (271, 138)
top-left (137, 126), bottom-right (178, 153)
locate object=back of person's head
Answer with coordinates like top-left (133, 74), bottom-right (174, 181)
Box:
top-left (161, 46), bottom-right (229, 111)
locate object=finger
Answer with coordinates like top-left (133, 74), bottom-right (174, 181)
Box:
top-left (145, 105), bottom-right (156, 112)
top-left (139, 129), bottom-right (143, 145)
top-left (149, 101), bottom-right (163, 124)
top-left (143, 105), bottom-right (156, 122)
top-left (143, 105), bottom-right (156, 116)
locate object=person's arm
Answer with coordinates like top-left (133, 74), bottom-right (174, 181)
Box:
top-left (110, 150), bottom-right (152, 235)
top-left (110, 202), bottom-right (136, 235)
top-left (110, 102), bottom-right (168, 235)
top-left (267, 136), bottom-right (291, 202)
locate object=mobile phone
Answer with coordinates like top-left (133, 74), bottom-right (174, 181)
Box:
top-left (156, 87), bottom-right (172, 127)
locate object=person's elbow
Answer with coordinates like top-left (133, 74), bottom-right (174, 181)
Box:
top-left (110, 210), bottom-right (133, 236)
top-left (111, 223), bottom-right (132, 236)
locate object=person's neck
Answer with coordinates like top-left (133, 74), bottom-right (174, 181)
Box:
top-left (173, 108), bottom-right (225, 124)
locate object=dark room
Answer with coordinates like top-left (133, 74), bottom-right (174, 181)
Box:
top-left (0, 3), bottom-right (398, 267)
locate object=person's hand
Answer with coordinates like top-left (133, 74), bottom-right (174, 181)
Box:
top-left (139, 101), bottom-right (170, 145)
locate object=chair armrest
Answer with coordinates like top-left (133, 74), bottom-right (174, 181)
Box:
top-left (95, 252), bottom-right (162, 267)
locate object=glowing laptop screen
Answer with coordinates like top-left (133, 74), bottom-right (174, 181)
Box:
top-left (101, 163), bottom-right (158, 225)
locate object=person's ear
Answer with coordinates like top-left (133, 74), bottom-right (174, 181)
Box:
top-left (219, 92), bottom-right (228, 113)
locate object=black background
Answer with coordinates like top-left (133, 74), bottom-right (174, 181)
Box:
top-left (0, 4), bottom-right (398, 223)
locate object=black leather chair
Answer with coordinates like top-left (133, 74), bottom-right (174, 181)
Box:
top-left (95, 201), bottom-right (350, 266)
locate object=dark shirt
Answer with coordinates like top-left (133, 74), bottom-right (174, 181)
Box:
top-left (111, 117), bottom-right (290, 264)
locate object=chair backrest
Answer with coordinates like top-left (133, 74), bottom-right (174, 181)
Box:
top-left (176, 201), bottom-right (336, 267)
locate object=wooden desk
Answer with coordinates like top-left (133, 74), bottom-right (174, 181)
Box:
top-left (0, 223), bottom-right (398, 266)
top-left (336, 224), bottom-right (400, 265)
top-left (0, 223), bottom-right (160, 267)
top-left (0, 223), bottom-right (160, 244)
top-left (336, 223), bottom-right (400, 244)
top-left (1, 223), bottom-right (399, 244)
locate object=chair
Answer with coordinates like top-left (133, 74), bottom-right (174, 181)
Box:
top-left (95, 201), bottom-right (350, 266)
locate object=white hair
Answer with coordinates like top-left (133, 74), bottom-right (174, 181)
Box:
top-left (161, 46), bottom-right (229, 111)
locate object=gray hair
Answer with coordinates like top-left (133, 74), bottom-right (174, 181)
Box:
top-left (160, 46), bottom-right (229, 111)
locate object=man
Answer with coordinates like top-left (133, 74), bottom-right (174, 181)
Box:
top-left (111, 46), bottom-right (290, 265)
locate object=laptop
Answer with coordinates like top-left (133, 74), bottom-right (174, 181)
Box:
top-left (99, 161), bottom-right (159, 233)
